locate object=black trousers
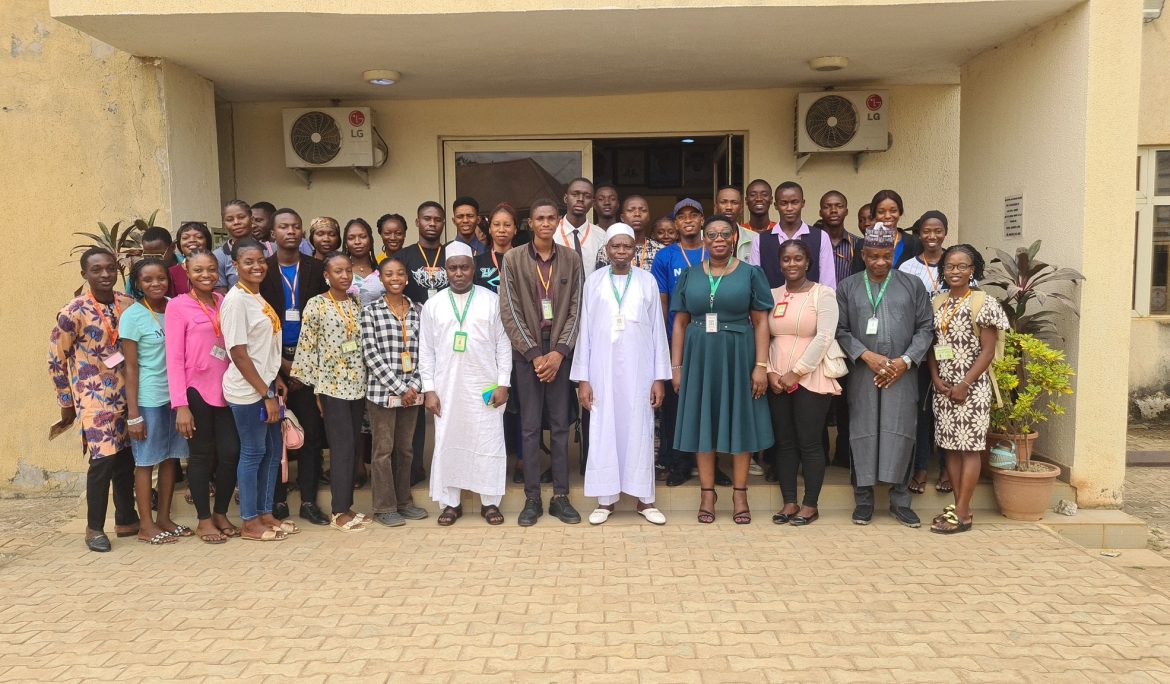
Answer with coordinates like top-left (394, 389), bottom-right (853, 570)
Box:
top-left (86, 448), bottom-right (137, 532)
top-left (184, 387), bottom-right (240, 520)
top-left (320, 395), bottom-right (364, 515)
top-left (658, 382), bottom-right (693, 473)
top-left (515, 342), bottom-right (572, 499)
top-left (823, 389), bottom-right (852, 466)
top-left (770, 386), bottom-right (833, 508)
top-left (411, 405), bottom-right (426, 471)
top-left (275, 382), bottom-right (324, 506)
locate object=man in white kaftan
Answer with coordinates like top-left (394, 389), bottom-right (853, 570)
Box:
top-left (419, 242), bottom-right (513, 525)
top-left (570, 224), bottom-right (671, 525)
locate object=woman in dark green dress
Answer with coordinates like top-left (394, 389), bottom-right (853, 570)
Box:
top-left (670, 216), bottom-right (774, 524)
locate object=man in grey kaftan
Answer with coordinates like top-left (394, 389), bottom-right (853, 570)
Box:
top-left (835, 223), bottom-right (934, 527)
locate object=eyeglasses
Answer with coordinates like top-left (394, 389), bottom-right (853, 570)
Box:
top-left (704, 230), bottom-right (734, 241)
top-left (943, 263), bottom-right (973, 272)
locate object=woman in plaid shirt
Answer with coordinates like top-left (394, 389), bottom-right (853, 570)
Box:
top-left (360, 256), bottom-right (429, 527)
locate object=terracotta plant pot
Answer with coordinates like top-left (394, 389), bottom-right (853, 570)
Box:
top-left (990, 461), bottom-right (1061, 521)
top-left (989, 432), bottom-right (1039, 462)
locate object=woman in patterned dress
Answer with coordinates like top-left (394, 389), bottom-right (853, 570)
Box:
top-left (928, 245), bottom-right (1010, 534)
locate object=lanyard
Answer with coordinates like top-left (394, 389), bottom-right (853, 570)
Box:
top-left (535, 255), bottom-right (555, 297)
top-left (237, 282), bottom-right (281, 333)
top-left (706, 259), bottom-right (733, 308)
top-left (279, 263), bottom-right (300, 309)
top-left (142, 300), bottom-right (164, 332)
top-left (448, 287), bottom-right (475, 331)
top-left (837, 237), bottom-right (854, 264)
top-left (190, 292), bottom-right (222, 339)
top-left (865, 271), bottom-right (889, 315)
top-left (918, 255), bottom-right (941, 294)
top-left (384, 295), bottom-right (411, 348)
top-left (327, 291), bottom-right (357, 339)
top-left (490, 250), bottom-right (501, 271)
top-left (418, 244), bottom-right (441, 269)
top-left (559, 220), bottom-right (591, 248)
top-left (608, 267), bottom-right (634, 308)
top-left (635, 240), bottom-right (650, 268)
top-left (680, 245), bottom-right (707, 268)
top-left (939, 290), bottom-right (972, 336)
top-left (87, 292), bottom-right (118, 345)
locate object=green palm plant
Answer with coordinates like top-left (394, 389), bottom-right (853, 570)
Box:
top-left (67, 210), bottom-right (161, 293)
top-left (980, 240), bottom-right (1084, 346)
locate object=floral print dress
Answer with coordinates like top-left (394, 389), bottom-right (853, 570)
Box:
top-left (48, 293), bottom-right (135, 460)
top-left (290, 293), bottom-right (367, 400)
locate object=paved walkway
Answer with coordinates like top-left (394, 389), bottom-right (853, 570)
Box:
top-left (2, 508), bottom-right (1169, 682)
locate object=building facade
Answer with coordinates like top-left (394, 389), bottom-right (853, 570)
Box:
top-left (1, 0), bottom-right (1147, 507)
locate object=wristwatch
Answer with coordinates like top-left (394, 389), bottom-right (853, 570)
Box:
top-left (265, 388), bottom-right (276, 399)
top-left (900, 355), bottom-right (913, 369)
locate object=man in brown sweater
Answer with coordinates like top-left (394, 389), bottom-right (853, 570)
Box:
top-left (499, 198), bottom-right (583, 526)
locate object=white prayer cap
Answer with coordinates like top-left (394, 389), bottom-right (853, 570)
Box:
top-left (605, 223), bottom-right (635, 244)
top-left (445, 241), bottom-right (474, 263)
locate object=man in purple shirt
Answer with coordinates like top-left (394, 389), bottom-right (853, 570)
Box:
top-left (748, 181), bottom-right (837, 290)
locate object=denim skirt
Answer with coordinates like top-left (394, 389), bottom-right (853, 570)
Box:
top-left (130, 404), bottom-right (189, 467)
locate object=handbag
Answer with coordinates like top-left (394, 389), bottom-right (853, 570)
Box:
top-left (811, 285), bottom-right (849, 379)
top-left (279, 400), bottom-right (303, 483)
top-left (989, 439), bottom-right (1018, 470)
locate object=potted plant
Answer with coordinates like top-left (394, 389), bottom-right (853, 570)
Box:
top-left (980, 241), bottom-right (1081, 521)
top-left (67, 211), bottom-right (160, 294)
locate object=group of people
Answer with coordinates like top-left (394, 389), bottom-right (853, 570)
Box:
top-left (49, 176), bottom-right (1008, 551)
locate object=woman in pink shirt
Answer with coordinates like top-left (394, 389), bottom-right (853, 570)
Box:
top-left (169, 222), bottom-right (215, 296)
top-left (165, 249), bottom-right (240, 543)
top-left (766, 239), bottom-right (842, 527)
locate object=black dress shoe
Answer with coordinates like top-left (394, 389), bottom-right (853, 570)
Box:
top-left (299, 502), bottom-right (330, 526)
top-left (549, 495), bottom-right (581, 524)
top-left (790, 511), bottom-right (819, 526)
top-left (852, 505), bottom-right (874, 525)
top-left (273, 502), bottom-right (290, 520)
top-left (889, 506), bottom-right (922, 528)
top-left (512, 467), bottom-right (524, 484)
top-left (655, 464), bottom-right (668, 482)
top-left (517, 497), bottom-right (543, 527)
top-left (665, 469), bottom-right (692, 487)
top-left (715, 467), bottom-right (732, 487)
top-left (540, 467), bottom-right (553, 484)
top-left (85, 532), bottom-right (111, 553)
top-left (764, 468), bottom-right (779, 483)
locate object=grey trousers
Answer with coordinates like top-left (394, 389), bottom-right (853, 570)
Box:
top-left (367, 402), bottom-right (419, 513)
top-left (514, 341), bottom-right (573, 499)
top-left (853, 481), bottom-right (912, 509)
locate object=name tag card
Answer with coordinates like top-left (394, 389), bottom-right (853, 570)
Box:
top-left (613, 314), bottom-right (625, 331)
top-left (541, 298), bottom-right (554, 321)
top-left (210, 346), bottom-right (227, 361)
top-left (453, 331), bottom-right (468, 353)
top-left (934, 344), bottom-right (955, 361)
top-left (285, 309), bottom-right (300, 322)
top-left (341, 339), bottom-right (358, 354)
top-left (401, 352), bottom-right (414, 372)
top-left (427, 288), bottom-right (438, 299)
top-left (865, 317), bottom-right (879, 335)
top-left (102, 351), bottom-right (124, 369)
top-left (773, 303), bottom-right (788, 318)
top-left (705, 313), bottom-right (718, 333)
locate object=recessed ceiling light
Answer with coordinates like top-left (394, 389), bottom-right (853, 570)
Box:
top-left (808, 56), bottom-right (848, 72)
top-left (681, 138), bottom-right (695, 144)
top-left (363, 69), bottom-right (402, 86)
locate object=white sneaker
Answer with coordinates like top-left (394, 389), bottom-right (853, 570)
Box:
top-left (588, 508), bottom-right (613, 525)
top-left (637, 507), bottom-right (667, 525)
top-left (748, 462), bottom-right (764, 476)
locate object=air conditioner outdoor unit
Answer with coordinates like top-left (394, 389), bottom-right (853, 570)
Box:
top-left (282, 107), bottom-right (375, 168)
top-left (796, 91), bottom-right (889, 154)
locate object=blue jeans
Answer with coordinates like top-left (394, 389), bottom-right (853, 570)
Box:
top-left (230, 399), bottom-right (282, 521)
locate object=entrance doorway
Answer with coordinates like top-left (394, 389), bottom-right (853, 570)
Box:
top-left (441, 135), bottom-right (745, 240)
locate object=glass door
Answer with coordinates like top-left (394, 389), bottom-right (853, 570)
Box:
top-left (442, 139), bottom-right (593, 241)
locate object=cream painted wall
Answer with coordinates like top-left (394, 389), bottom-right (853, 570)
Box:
top-left (960, 0), bottom-right (1141, 507)
top-left (228, 85), bottom-right (959, 239)
top-left (161, 61), bottom-right (221, 227)
top-left (1140, 15), bottom-right (1170, 146)
top-left (1, 0), bottom-right (171, 492)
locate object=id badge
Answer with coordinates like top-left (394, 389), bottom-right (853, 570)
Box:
top-left (401, 351), bottom-right (414, 372)
top-left (865, 316), bottom-right (879, 335)
top-left (934, 344), bottom-right (955, 361)
top-left (210, 345), bottom-right (227, 361)
top-left (541, 298), bottom-right (554, 320)
top-left (613, 314), bottom-right (625, 331)
top-left (102, 351), bottom-right (125, 369)
top-left (341, 339), bottom-right (358, 354)
top-left (453, 331), bottom-right (468, 353)
top-left (427, 288), bottom-right (438, 299)
top-left (285, 309), bottom-right (300, 322)
top-left (705, 313), bottom-right (718, 333)
top-left (773, 302), bottom-right (788, 318)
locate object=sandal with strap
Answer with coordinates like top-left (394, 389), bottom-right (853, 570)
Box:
top-left (935, 476), bottom-right (954, 493)
top-left (932, 504), bottom-right (957, 525)
top-left (330, 513), bottom-right (369, 533)
top-left (437, 505), bottom-right (463, 526)
top-left (697, 488), bottom-right (717, 524)
top-left (138, 531), bottom-right (179, 545)
top-left (908, 477), bottom-right (927, 495)
top-left (481, 505), bottom-right (504, 526)
top-left (732, 487), bottom-right (751, 525)
top-left (930, 510), bottom-right (973, 535)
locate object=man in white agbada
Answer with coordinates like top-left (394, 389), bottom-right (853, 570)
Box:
top-left (419, 241), bottom-right (513, 526)
top-left (570, 223), bottom-right (671, 525)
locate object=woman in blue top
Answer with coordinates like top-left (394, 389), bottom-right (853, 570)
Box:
top-left (121, 258), bottom-right (190, 544)
top-left (670, 216), bottom-right (775, 525)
